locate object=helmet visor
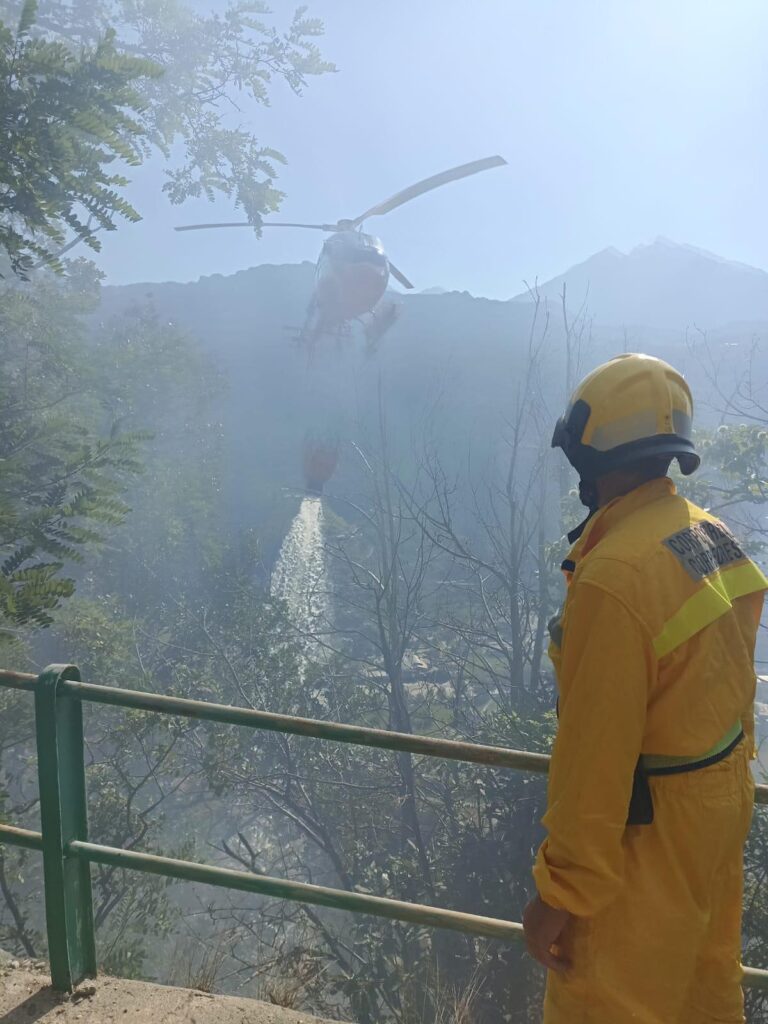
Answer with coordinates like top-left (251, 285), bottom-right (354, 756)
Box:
top-left (551, 416), bottom-right (569, 451)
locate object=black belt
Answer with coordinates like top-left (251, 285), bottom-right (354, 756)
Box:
top-left (626, 730), bottom-right (745, 826)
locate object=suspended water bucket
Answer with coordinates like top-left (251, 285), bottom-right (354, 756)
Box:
top-left (303, 437), bottom-right (339, 494)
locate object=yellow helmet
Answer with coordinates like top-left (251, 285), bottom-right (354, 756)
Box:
top-left (551, 353), bottom-right (700, 480)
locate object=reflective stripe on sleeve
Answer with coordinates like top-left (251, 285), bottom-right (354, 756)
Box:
top-left (653, 561), bottom-right (768, 659)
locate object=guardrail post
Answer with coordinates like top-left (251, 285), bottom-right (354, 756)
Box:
top-left (35, 664), bottom-right (96, 991)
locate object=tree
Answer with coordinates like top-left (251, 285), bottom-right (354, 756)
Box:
top-left (681, 333), bottom-right (768, 1020)
top-left (0, 0), bottom-right (161, 277)
top-left (0, 599), bottom-right (193, 975)
top-left (0, 267), bottom-right (226, 969)
top-left (183, 381), bottom-right (555, 1023)
top-left (410, 288), bottom-right (557, 710)
top-left (330, 410), bottom-right (440, 903)
top-left (0, 267), bottom-right (146, 635)
top-left (0, 0), bottom-right (334, 274)
top-left (0, 241), bottom-right (229, 629)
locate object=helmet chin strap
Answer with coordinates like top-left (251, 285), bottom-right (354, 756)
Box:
top-left (567, 479), bottom-right (599, 543)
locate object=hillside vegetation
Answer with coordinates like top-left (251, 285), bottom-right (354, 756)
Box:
top-left (1, 247), bottom-right (767, 1022)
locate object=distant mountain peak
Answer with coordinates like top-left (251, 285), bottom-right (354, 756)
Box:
top-left (594, 245), bottom-right (624, 259)
top-left (511, 240), bottom-right (768, 329)
top-left (616, 237), bottom-right (765, 278)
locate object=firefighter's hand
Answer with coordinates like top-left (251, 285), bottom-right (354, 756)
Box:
top-left (522, 893), bottom-right (572, 973)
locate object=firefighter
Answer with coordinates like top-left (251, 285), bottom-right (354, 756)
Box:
top-left (523, 353), bottom-right (767, 1022)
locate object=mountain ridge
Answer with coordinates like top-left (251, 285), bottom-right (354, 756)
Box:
top-left (106, 238), bottom-right (768, 332)
top-left (510, 238), bottom-right (768, 329)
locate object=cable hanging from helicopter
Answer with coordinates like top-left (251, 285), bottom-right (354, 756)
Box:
top-left (175, 155), bottom-right (507, 349)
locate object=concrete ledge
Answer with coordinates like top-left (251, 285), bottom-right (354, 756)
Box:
top-left (0, 960), bottom-right (347, 1023)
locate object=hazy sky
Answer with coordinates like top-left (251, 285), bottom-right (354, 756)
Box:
top-left (97, 0), bottom-right (768, 299)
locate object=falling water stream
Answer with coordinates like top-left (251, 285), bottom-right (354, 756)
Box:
top-left (270, 496), bottom-right (329, 658)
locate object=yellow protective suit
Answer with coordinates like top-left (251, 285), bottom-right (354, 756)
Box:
top-left (533, 477), bottom-right (766, 1023)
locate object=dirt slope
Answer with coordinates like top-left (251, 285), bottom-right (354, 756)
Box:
top-left (0, 959), bottom-right (347, 1023)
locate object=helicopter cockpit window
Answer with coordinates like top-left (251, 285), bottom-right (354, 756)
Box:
top-left (323, 234), bottom-right (387, 265)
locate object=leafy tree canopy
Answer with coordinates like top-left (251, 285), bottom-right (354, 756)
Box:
top-left (0, 266), bottom-right (146, 631)
top-left (0, 0), bottom-right (334, 275)
top-left (0, 0), bottom-right (161, 277)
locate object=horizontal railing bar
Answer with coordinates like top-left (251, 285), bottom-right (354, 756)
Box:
top-left (57, 681), bottom-right (768, 805)
top-left (0, 823), bottom-right (43, 851)
top-left (59, 680), bottom-right (553, 774)
top-left (0, 671), bottom-right (37, 693)
top-left (68, 839), bottom-right (524, 942)
top-left (2, 671), bottom-right (767, 802)
top-left (64, 839), bottom-right (768, 988)
top-left (744, 966), bottom-right (768, 991)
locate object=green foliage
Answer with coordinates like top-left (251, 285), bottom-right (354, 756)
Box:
top-left (0, 0), bottom-right (334, 276)
top-left (79, 297), bottom-right (227, 607)
top-left (0, 250), bottom-right (225, 636)
top-left (692, 424), bottom-right (768, 505)
top-left (3, 265), bottom-right (767, 1019)
top-left (0, 427), bottom-right (143, 628)
top-left (141, 563), bottom-right (546, 1023)
top-left (0, 637), bottom-right (40, 956)
top-left (744, 807), bottom-right (768, 1020)
top-left (69, 0), bottom-right (336, 222)
top-left (10, 598), bottom-right (193, 975)
top-left (677, 424), bottom-right (768, 555)
top-left (0, 273), bottom-right (148, 633)
top-left (0, 5), bottom-right (162, 277)
top-left (0, 255), bottom-right (227, 965)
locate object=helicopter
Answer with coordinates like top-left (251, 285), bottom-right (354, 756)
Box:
top-left (175, 155), bottom-right (507, 348)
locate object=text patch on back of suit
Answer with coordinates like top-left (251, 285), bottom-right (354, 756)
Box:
top-left (663, 520), bottom-right (745, 581)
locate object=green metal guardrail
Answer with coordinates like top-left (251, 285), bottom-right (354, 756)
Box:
top-left (0, 665), bottom-right (766, 995)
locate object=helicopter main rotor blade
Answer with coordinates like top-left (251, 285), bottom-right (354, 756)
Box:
top-left (388, 262), bottom-right (414, 290)
top-left (263, 222), bottom-right (334, 230)
top-left (174, 221), bottom-right (332, 232)
top-left (350, 155), bottom-right (507, 227)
